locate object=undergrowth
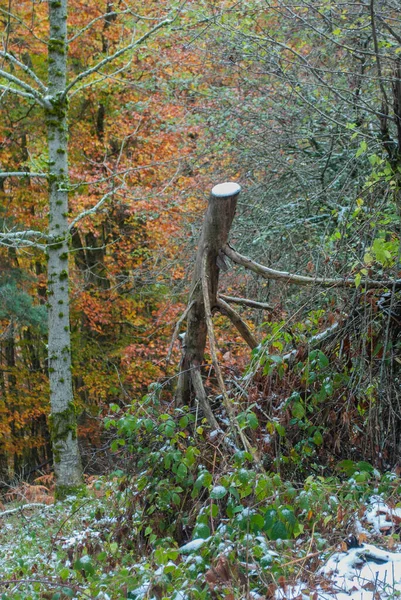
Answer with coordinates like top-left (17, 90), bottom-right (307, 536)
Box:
top-left (2, 400), bottom-right (401, 599)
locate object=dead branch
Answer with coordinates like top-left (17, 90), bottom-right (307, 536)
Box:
top-left (219, 294), bottom-right (273, 311)
top-left (223, 244), bottom-right (400, 289)
top-left (201, 252), bottom-right (263, 466)
top-left (216, 297), bottom-right (259, 350)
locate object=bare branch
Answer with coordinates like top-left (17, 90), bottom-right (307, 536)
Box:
top-left (190, 367), bottom-right (221, 431)
top-left (0, 172), bottom-right (46, 178)
top-left (223, 245), bottom-right (401, 289)
top-left (0, 8), bottom-right (48, 46)
top-left (65, 17), bottom-right (173, 95)
top-left (219, 294), bottom-right (273, 311)
top-left (0, 68), bottom-right (45, 105)
top-left (0, 83), bottom-right (40, 103)
top-left (166, 301), bottom-right (195, 364)
top-left (68, 9), bottom-right (128, 44)
top-left (216, 298), bottom-right (259, 350)
top-left (0, 229), bottom-right (49, 250)
top-left (201, 251), bottom-right (263, 466)
top-left (68, 184), bottom-right (125, 230)
top-left (69, 55), bottom-right (135, 98)
top-left (0, 230), bottom-right (49, 240)
top-left (0, 51), bottom-right (47, 92)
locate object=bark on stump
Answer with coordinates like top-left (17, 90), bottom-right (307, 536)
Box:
top-left (175, 182), bottom-right (241, 411)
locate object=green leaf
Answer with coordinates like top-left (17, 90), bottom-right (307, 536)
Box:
top-left (176, 463), bottom-right (188, 478)
top-left (154, 547), bottom-right (168, 565)
top-left (210, 485), bottom-right (227, 499)
top-left (317, 351), bottom-right (329, 368)
top-left (194, 470), bottom-right (212, 489)
top-left (337, 459), bottom-right (357, 476)
top-left (74, 556), bottom-right (94, 576)
top-left (247, 411), bottom-right (259, 429)
top-left (59, 567), bottom-right (70, 581)
top-left (280, 507), bottom-right (296, 527)
top-left (171, 492), bottom-right (181, 505)
top-left (356, 461), bottom-right (374, 473)
top-left (269, 520), bottom-right (290, 540)
top-left (250, 513), bottom-right (264, 532)
top-left (291, 402), bottom-right (305, 419)
top-left (356, 140), bottom-right (367, 157)
top-left (179, 415), bottom-right (189, 428)
top-left (193, 523), bottom-right (210, 539)
top-left (144, 418), bottom-right (154, 432)
top-left (264, 508), bottom-right (277, 531)
top-left (313, 430), bottom-right (323, 446)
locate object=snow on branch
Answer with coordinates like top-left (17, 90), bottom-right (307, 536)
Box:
top-left (0, 503), bottom-right (50, 518)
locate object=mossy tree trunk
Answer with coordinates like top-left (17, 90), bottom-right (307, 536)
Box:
top-left (46, 0), bottom-right (83, 496)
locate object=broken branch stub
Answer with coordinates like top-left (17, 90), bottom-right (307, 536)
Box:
top-left (175, 182), bottom-right (241, 408)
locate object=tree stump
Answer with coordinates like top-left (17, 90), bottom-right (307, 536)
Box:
top-left (175, 182), bottom-right (241, 411)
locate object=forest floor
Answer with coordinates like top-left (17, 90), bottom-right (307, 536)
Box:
top-left (1, 472), bottom-right (401, 599)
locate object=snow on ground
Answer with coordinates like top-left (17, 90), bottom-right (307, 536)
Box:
top-left (277, 496), bottom-right (401, 600)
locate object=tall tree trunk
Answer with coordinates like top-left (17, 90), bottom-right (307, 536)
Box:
top-left (46, 0), bottom-right (83, 497)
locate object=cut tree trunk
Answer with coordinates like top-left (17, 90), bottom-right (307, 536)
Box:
top-left (175, 182), bottom-right (241, 409)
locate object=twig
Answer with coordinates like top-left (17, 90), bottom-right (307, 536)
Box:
top-left (219, 294), bottom-right (273, 311)
top-left (201, 252), bottom-right (264, 469)
top-left (166, 300), bottom-right (195, 364)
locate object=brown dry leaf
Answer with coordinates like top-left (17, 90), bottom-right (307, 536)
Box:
top-left (389, 514), bottom-right (401, 525)
top-left (215, 556), bottom-right (231, 582)
top-left (387, 536), bottom-right (396, 550)
top-left (222, 351), bottom-right (233, 363)
top-left (358, 533), bottom-right (367, 545)
top-left (340, 541), bottom-right (348, 552)
top-left (358, 505), bottom-right (366, 519)
top-left (34, 473), bottom-right (55, 490)
top-left (5, 483), bottom-right (53, 505)
top-left (362, 582), bottom-right (376, 591)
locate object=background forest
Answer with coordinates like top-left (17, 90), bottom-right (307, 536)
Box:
top-left (1, 0), bottom-right (401, 598)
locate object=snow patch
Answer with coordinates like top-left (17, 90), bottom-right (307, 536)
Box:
top-left (211, 182), bottom-right (241, 197)
top-left (179, 538), bottom-right (209, 554)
